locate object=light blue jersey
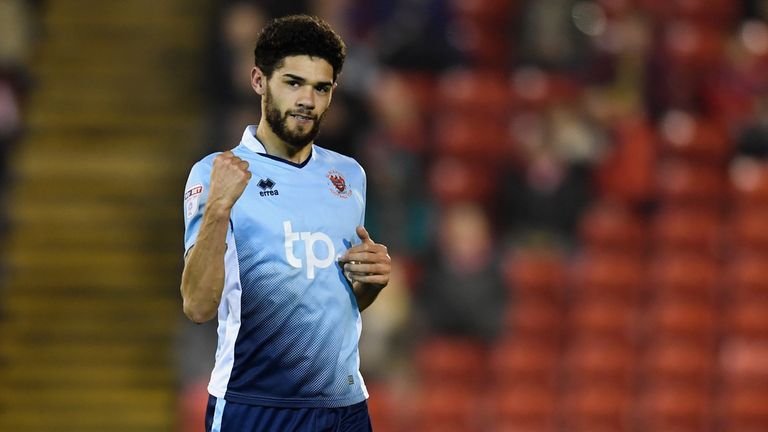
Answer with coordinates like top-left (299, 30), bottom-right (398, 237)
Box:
top-left (183, 126), bottom-right (368, 408)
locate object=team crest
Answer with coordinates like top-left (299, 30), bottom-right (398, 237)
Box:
top-left (327, 169), bottom-right (352, 199)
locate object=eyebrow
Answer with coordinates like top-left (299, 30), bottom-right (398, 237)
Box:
top-left (282, 73), bottom-right (333, 88)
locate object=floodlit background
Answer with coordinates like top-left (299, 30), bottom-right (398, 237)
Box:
top-left (2, 0), bottom-right (768, 431)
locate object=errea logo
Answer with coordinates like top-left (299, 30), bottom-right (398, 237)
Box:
top-left (257, 178), bottom-right (279, 197)
top-left (283, 221), bottom-right (336, 279)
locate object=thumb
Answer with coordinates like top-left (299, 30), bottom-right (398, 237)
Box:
top-left (356, 225), bottom-right (374, 244)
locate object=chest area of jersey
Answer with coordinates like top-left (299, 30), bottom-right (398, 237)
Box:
top-left (230, 165), bottom-right (363, 278)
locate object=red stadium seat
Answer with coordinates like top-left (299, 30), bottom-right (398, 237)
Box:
top-left (662, 22), bottom-right (726, 69)
top-left (727, 208), bottom-right (768, 252)
top-left (657, 159), bottom-right (727, 206)
top-left (720, 339), bottom-right (768, 388)
top-left (725, 254), bottom-right (768, 301)
top-left (433, 114), bottom-right (510, 161)
top-left (569, 300), bottom-right (639, 343)
top-left (488, 385), bottom-right (557, 431)
top-left (569, 252), bottom-right (646, 304)
top-left (648, 253), bottom-right (720, 302)
top-left (642, 341), bottom-right (717, 388)
top-left (414, 338), bottom-right (487, 387)
top-left (652, 207), bottom-right (723, 256)
top-left (659, 111), bottom-right (730, 163)
top-left (501, 248), bottom-right (567, 304)
top-left (561, 385), bottom-right (633, 432)
top-left (647, 301), bottom-right (718, 343)
top-left (411, 384), bottom-right (480, 432)
top-left (563, 340), bottom-right (636, 388)
top-left (436, 68), bottom-right (511, 116)
top-left (637, 385), bottom-right (714, 432)
top-left (504, 300), bottom-right (563, 343)
top-left (490, 338), bottom-right (559, 387)
top-left (449, 0), bottom-right (517, 22)
top-left (428, 157), bottom-right (497, 205)
top-left (718, 387), bottom-right (768, 432)
top-left (577, 202), bottom-right (647, 254)
top-left (726, 301), bottom-right (768, 340)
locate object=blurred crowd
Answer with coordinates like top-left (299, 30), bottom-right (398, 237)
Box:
top-left (0, 1), bottom-right (44, 295)
top-left (179, 0), bottom-right (768, 431)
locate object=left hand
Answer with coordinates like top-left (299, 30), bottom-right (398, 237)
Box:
top-left (339, 226), bottom-right (391, 290)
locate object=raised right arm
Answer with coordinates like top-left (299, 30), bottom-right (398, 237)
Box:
top-left (181, 151), bottom-right (251, 323)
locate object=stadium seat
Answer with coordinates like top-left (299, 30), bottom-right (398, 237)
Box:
top-left (563, 340), bottom-right (636, 388)
top-left (728, 208), bottom-right (768, 253)
top-left (652, 207), bottom-right (723, 256)
top-left (501, 248), bottom-right (567, 304)
top-left (365, 381), bottom-right (402, 432)
top-left (657, 159), bottom-right (727, 206)
top-left (561, 385), bottom-right (633, 432)
top-left (647, 253), bottom-right (720, 302)
top-left (428, 157), bottom-right (497, 205)
top-left (725, 254), bottom-right (768, 302)
top-left (659, 110), bottom-right (730, 163)
top-left (436, 68), bottom-right (512, 116)
top-left (577, 202), bottom-right (647, 254)
top-left (662, 22), bottom-right (726, 69)
top-left (726, 302), bottom-right (768, 340)
top-left (504, 299), bottom-right (563, 343)
top-left (414, 338), bottom-right (487, 387)
top-left (569, 252), bottom-right (646, 304)
top-left (488, 384), bottom-right (557, 432)
top-left (433, 114), bottom-right (510, 161)
top-left (642, 340), bottom-right (717, 388)
top-left (720, 338), bottom-right (768, 389)
top-left (569, 300), bottom-right (639, 343)
top-left (718, 387), bottom-right (768, 432)
top-left (411, 384), bottom-right (480, 432)
top-left (647, 301), bottom-right (718, 343)
top-left (637, 385), bottom-right (714, 432)
top-left (490, 338), bottom-right (559, 387)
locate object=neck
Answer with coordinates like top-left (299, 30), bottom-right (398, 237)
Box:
top-left (255, 122), bottom-right (313, 164)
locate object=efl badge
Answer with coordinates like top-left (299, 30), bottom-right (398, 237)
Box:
top-left (327, 169), bottom-right (352, 199)
top-left (184, 184), bottom-right (204, 221)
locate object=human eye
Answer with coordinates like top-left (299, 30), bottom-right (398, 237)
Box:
top-left (316, 85), bottom-right (331, 94)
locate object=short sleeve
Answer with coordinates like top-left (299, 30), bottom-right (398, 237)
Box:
top-left (358, 164), bottom-right (367, 228)
top-left (183, 160), bottom-right (212, 255)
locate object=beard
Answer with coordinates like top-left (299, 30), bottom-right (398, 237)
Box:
top-left (264, 88), bottom-right (324, 153)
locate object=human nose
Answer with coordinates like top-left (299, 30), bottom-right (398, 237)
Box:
top-left (296, 86), bottom-right (315, 110)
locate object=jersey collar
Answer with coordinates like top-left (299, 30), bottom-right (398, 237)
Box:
top-left (239, 124), bottom-right (314, 169)
top-left (240, 125), bottom-right (267, 153)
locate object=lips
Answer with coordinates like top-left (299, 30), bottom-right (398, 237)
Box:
top-left (289, 113), bottom-right (315, 122)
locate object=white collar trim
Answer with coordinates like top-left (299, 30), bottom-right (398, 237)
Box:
top-left (240, 125), bottom-right (267, 153)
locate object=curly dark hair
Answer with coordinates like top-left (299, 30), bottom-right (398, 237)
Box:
top-left (254, 15), bottom-right (346, 82)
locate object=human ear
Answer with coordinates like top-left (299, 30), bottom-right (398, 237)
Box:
top-left (251, 67), bottom-right (266, 95)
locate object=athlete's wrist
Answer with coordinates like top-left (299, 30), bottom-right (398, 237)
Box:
top-left (204, 200), bottom-right (234, 221)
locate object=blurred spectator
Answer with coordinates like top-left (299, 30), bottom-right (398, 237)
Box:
top-left (415, 202), bottom-right (507, 343)
top-left (359, 258), bottom-right (412, 380)
top-left (515, 0), bottom-right (591, 71)
top-left (348, 0), bottom-right (462, 70)
top-left (736, 96), bottom-right (768, 160)
top-left (203, 1), bottom-right (266, 151)
top-left (360, 71), bottom-right (431, 255)
top-left (501, 101), bottom-right (603, 242)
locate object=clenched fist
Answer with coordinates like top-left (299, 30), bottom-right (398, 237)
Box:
top-left (208, 151), bottom-right (252, 212)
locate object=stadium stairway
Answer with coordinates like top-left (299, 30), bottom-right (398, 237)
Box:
top-left (0, 1), bottom-right (211, 431)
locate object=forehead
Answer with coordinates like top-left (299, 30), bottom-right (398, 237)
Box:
top-left (274, 55), bottom-right (334, 83)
